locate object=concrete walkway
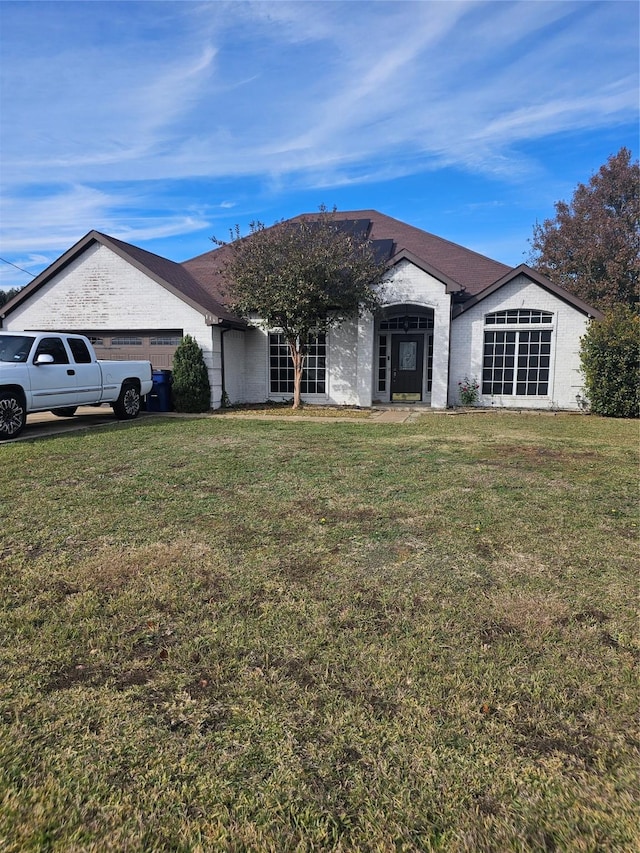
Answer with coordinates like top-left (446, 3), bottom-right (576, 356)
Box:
top-left (370, 406), bottom-right (429, 424)
top-left (214, 406), bottom-right (427, 425)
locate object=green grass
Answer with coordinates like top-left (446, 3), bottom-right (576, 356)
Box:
top-left (0, 412), bottom-right (638, 851)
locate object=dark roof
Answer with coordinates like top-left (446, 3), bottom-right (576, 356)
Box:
top-left (2, 211), bottom-right (601, 325)
top-left (311, 210), bottom-right (512, 293)
top-left (182, 210), bottom-right (512, 300)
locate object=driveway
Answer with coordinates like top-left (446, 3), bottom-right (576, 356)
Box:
top-left (4, 406), bottom-right (156, 443)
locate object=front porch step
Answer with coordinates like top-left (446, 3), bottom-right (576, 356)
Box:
top-left (371, 405), bottom-right (432, 423)
top-left (372, 404), bottom-right (432, 412)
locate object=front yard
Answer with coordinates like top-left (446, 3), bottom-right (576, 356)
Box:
top-left (0, 412), bottom-right (637, 851)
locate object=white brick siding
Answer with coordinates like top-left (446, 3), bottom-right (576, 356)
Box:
top-left (239, 321), bottom-right (362, 406)
top-left (328, 319), bottom-right (361, 406)
top-left (4, 244), bottom-right (592, 413)
top-left (242, 326), bottom-right (269, 403)
top-left (380, 260), bottom-right (451, 408)
top-left (220, 328), bottom-right (246, 404)
top-left (4, 244), bottom-right (221, 408)
top-left (449, 274), bottom-right (590, 410)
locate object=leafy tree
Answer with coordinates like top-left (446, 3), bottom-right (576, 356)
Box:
top-left (580, 305), bottom-right (639, 418)
top-left (216, 207), bottom-right (387, 408)
top-left (529, 147), bottom-right (639, 311)
top-left (171, 334), bottom-right (211, 413)
top-left (0, 287), bottom-right (23, 308)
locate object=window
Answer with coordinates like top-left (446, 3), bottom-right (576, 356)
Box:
top-left (484, 309), bottom-right (553, 325)
top-left (269, 333), bottom-right (326, 395)
top-left (399, 340), bottom-right (417, 371)
top-left (379, 315), bottom-right (433, 331)
top-left (150, 335), bottom-right (182, 346)
top-left (35, 337), bottom-right (69, 364)
top-left (0, 334), bottom-right (34, 363)
top-left (67, 337), bottom-right (93, 363)
top-left (482, 309), bottom-right (553, 396)
top-left (514, 330), bottom-right (552, 395)
top-left (111, 336), bottom-right (142, 346)
top-left (377, 335), bottom-right (387, 393)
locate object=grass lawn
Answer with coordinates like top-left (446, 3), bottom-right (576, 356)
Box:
top-left (0, 412), bottom-right (638, 852)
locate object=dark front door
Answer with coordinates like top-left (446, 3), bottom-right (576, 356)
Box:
top-left (391, 334), bottom-right (424, 401)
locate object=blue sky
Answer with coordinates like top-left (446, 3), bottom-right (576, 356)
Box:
top-left (1, 0), bottom-right (638, 291)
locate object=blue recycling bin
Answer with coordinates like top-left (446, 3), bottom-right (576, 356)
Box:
top-left (146, 369), bottom-right (173, 412)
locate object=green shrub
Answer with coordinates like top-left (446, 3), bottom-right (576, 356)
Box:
top-left (171, 335), bottom-right (211, 413)
top-left (580, 305), bottom-right (639, 418)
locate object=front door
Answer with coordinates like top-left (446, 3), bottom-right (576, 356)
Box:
top-left (391, 334), bottom-right (424, 401)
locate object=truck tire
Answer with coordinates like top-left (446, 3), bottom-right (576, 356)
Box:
top-left (113, 382), bottom-right (141, 420)
top-left (51, 407), bottom-right (78, 417)
top-left (0, 391), bottom-right (26, 440)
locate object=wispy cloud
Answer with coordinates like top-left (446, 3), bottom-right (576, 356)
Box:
top-left (0, 0), bottom-right (637, 281)
top-left (0, 184), bottom-right (209, 286)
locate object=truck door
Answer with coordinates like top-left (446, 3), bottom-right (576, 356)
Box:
top-left (29, 336), bottom-right (80, 410)
top-left (66, 337), bottom-right (103, 404)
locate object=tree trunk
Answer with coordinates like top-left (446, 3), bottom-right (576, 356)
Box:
top-left (288, 339), bottom-right (305, 409)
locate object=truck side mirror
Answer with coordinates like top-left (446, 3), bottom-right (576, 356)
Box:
top-left (35, 354), bottom-right (55, 365)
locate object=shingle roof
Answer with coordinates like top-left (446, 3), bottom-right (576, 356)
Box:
top-left (2, 212), bottom-right (599, 325)
top-left (182, 209), bottom-right (512, 301)
top-left (350, 210), bottom-right (512, 294)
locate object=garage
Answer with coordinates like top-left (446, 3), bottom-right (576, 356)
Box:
top-left (78, 330), bottom-right (183, 369)
top-left (0, 229), bottom-right (244, 408)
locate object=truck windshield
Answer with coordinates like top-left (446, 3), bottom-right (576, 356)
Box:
top-left (0, 335), bottom-right (35, 363)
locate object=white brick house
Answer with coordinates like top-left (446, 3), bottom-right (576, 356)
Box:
top-left (0, 211), bottom-right (602, 410)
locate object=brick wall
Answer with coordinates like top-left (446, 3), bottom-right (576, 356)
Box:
top-left (381, 260), bottom-right (452, 408)
top-left (4, 244), bottom-right (222, 407)
top-left (449, 274), bottom-right (591, 410)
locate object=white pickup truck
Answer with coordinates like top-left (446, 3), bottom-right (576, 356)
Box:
top-left (0, 331), bottom-right (154, 440)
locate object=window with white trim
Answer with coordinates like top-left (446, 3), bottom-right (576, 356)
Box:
top-left (482, 310), bottom-right (553, 396)
top-left (377, 335), bottom-right (388, 393)
top-left (269, 332), bottom-right (326, 395)
top-left (484, 309), bottom-right (552, 325)
top-left (379, 315), bottom-right (433, 331)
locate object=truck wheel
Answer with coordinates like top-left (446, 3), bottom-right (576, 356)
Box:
top-left (51, 407), bottom-right (77, 417)
top-left (0, 392), bottom-right (26, 440)
top-left (113, 383), bottom-right (141, 420)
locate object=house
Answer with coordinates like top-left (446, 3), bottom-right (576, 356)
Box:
top-left (0, 210), bottom-right (602, 410)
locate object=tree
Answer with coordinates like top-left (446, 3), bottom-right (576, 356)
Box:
top-left (579, 305), bottom-right (639, 418)
top-left (529, 148), bottom-right (639, 311)
top-left (217, 207), bottom-right (387, 409)
top-left (0, 287), bottom-right (23, 309)
top-left (171, 335), bottom-right (211, 413)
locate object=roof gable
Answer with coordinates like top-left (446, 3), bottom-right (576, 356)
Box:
top-left (388, 249), bottom-right (463, 293)
top-left (341, 210), bottom-right (511, 294)
top-left (452, 263), bottom-right (604, 319)
top-left (1, 231), bottom-right (244, 326)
